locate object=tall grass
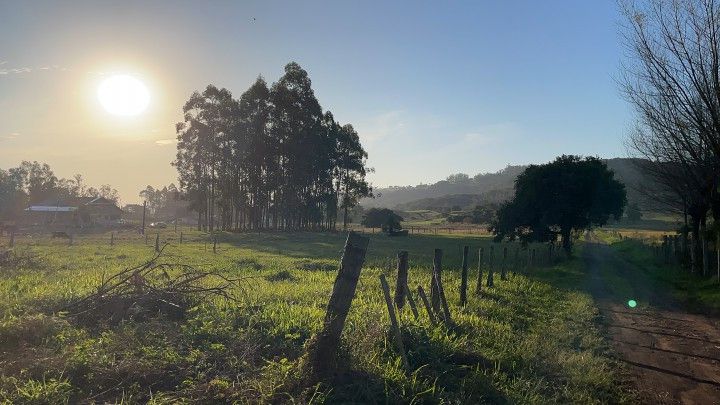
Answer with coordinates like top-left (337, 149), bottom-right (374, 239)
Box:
top-left (0, 230), bottom-right (628, 403)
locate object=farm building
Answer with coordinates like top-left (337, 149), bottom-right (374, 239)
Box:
top-left (24, 196), bottom-right (123, 227)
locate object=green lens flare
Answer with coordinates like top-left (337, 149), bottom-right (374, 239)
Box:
top-left (627, 300), bottom-right (637, 308)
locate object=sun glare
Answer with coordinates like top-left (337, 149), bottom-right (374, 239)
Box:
top-left (97, 74), bottom-right (150, 116)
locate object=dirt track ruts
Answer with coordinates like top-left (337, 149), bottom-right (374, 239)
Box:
top-left (584, 242), bottom-right (720, 404)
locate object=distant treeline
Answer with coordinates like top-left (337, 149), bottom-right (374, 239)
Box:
top-left (366, 158), bottom-right (654, 211)
top-left (174, 62), bottom-right (372, 231)
top-left (0, 161), bottom-right (119, 220)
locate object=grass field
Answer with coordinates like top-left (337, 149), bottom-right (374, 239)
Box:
top-left (0, 230), bottom-right (628, 403)
top-left (605, 236), bottom-right (720, 315)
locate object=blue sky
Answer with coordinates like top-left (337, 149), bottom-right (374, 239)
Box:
top-left (0, 1), bottom-right (631, 203)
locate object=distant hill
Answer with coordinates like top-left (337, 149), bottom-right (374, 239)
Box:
top-left (364, 158), bottom-right (652, 211)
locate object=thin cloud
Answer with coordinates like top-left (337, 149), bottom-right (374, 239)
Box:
top-left (0, 132), bottom-right (19, 140)
top-left (356, 110), bottom-right (407, 144)
top-left (0, 64), bottom-right (67, 76)
top-left (155, 139), bottom-right (177, 146)
top-left (462, 123), bottom-right (520, 145)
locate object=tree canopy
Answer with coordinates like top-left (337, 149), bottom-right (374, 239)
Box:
top-left (491, 155), bottom-right (626, 252)
top-left (0, 161), bottom-right (120, 221)
top-left (361, 208), bottom-right (403, 231)
top-left (174, 62), bottom-right (372, 231)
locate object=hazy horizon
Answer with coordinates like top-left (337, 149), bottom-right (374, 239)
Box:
top-left (0, 1), bottom-right (630, 204)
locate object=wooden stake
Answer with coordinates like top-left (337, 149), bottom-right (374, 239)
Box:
top-left (430, 248), bottom-right (443, 314)
top-left (302, 232), bottom-right (369, 379)
top-left (141, 200), bottom-right (146, 235)
top-left (500, 246), bottom-right (508, 281)
top-left (486, 246), bottom-right (495, 287)
top-left (213, 235), bottom-right (217, 254)
top-left (460, 245), bottom-right (469, 305)
top-left (475, 247), bottom-right (484, 294)
top-left (380, 274), bottom-right (410, 370)
top-left (394, 251), bottom-right (409, 309)
top-left (180, 232), bottom-right (183, 244)
top-left (155, 233), bottom-right (160, 252)
top-left (434, 271), bottom-right (452, 326)
top-left (417, 285), bottom-right (436, 325)
top-left (404, 284), bottom-right (419, 320)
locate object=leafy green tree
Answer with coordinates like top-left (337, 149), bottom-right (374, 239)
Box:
top-left (491, 155), bottom-right (626, 253)
top-left (361, 208), bottom-right (403, 231)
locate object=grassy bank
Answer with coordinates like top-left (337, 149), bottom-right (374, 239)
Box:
top-left (607, 236), bottom-right (720, 315)
top-left (0, 230), bottom-right (627, 403)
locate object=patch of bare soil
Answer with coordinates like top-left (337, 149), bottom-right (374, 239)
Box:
top-left (584, 243), bottom-right (720, 404)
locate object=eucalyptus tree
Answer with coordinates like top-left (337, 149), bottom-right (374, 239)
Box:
top-left (174, 85), bottom-right (237, 231)
top-left (174, 62), bottom-right (373, 231)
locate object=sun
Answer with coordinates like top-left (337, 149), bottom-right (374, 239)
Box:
top-left (97, 74), bottom-right (150, 116)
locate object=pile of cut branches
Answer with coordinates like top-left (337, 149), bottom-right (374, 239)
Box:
top-left (63, 245), bottom-right (248, 324)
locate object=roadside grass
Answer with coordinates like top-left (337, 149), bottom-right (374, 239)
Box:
top-left (607, 236), bottom-right (720, 314)
top-left (0, 230), bottom-right (628, 403)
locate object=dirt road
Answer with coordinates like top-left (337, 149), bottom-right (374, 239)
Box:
top-left (583, 242), bottom-right (720, 404)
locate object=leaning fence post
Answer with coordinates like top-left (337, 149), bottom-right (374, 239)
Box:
top-left (460, 246), bottom-right (469, 305)
top-left (380, 274), bottom-right (410, 371)
top-left (486, 246), bottom-right (495, 287)
top-left (500, 246), bottom-right (508, 281)
top-left (430, 249), bottom-right (443, 314)
top-left (394, 251), bottom-right (409, 309)
top-left (417, 285), bottom-right (436, 325)
top-left (434, 271), bottom-right (453, 326)
top-left (475, 247), bottom-right (484, 294)
top-left (404, 284), bottom-right (419, 320)
top-left (301, 232), bottom-right (369, 380)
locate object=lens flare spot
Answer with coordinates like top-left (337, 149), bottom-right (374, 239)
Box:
top-left (627, 299), bottom-right (637, 308)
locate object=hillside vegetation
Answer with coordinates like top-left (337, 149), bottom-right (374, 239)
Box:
top-left (367, 158), bottom-right (654, 211)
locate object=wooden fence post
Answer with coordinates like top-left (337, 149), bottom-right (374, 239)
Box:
top-left (417, 285), bottom-right (436, 325)
top-left (475, 247), bottom-right (484, 294)
top-left (380, 274), bottom-right (410, 370)
top-left (9, 231), bottom-right (14, 248)
top-left (434, 271), bottom-right (452, 326)
top-left (302, 232), bottom-right (369, 380)
top-left (180, 232), bottom-right (183, 244)
top-left (430, 249), bottom-right (443, 314)
top-left (500, 246), bottom-right (508, 281)
top-left (394, 251), bottom-right (409, 309)
top-left (110, 232), bottom-right (114, 246)
top-left (404, 284), bottom-right (419, 320)
top-left (486, 246), bottom-right (495, 287)
top-left (155, 233), bottom-right (160, 252)
top-left (145, 233), bottom-right (149, 245)
top-left (460, 246), bottom-right (469, 305)
top-left (213, 235), bottom-right (217, 254)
